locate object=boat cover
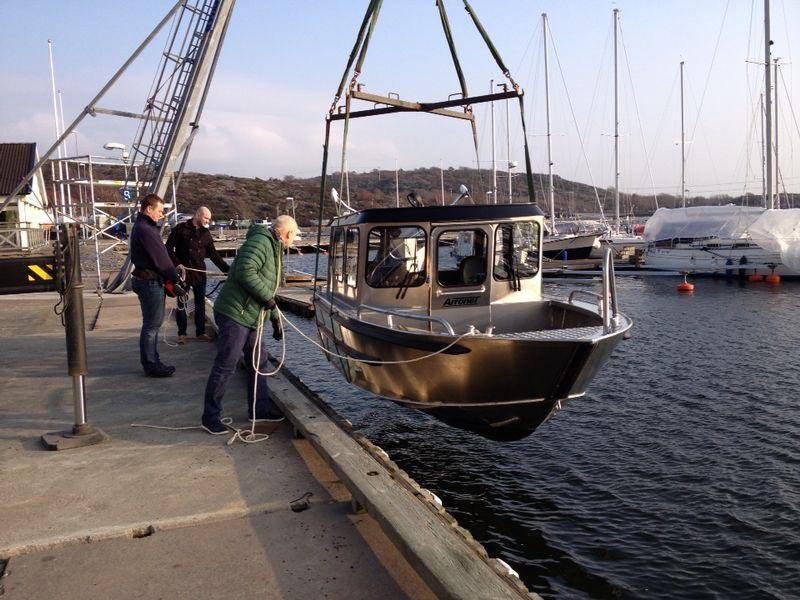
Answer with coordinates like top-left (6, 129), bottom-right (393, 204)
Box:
top-left (644, 206), bottom-right (800, 271)
top-left (748, 209), bottom-right (800, 272)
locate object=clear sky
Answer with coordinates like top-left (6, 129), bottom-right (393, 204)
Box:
top-left (2, 0), bottom-right (798, 203)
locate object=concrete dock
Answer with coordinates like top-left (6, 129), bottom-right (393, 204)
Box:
top-left (0, 292), bottom-right (537, 598)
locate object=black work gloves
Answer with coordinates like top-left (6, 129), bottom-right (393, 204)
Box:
top-left (262, 298), bottom-right (277, 310)
top-left (271, 316), bottom-right (283, 341)
top-left (174, 279), bottom-right (188, 297)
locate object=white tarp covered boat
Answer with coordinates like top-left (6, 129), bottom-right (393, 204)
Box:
top-left (643, 206), bottom-right (800, 276)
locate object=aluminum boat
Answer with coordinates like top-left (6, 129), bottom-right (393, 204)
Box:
top-left (313, 203), bottom-right (632, 440)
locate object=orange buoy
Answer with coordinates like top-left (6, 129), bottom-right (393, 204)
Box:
top-left (677, 276), bottom-right (694, 293)
top-left (765, 273), bottom-right (781, 285)
top-left (748, 272), bottom-right (764, 283)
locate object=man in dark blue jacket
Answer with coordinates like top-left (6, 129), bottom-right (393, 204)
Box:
top-left (130, 194), bottom-right (183, 377)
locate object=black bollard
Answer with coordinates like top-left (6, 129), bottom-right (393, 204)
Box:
top-left (41, 224), bottom-right (108, 450)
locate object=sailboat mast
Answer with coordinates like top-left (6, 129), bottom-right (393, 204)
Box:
top-left (490, 79), bottom-right (497, 204)
top-left (764, 0), bottom-right (773, 209)
top-left (774, 58), bottom-right (779, 209)
top-left (613, 9), bottom-right (620, 231)
top-left (760, 93), bottom-right (766, 206)
top-left (542, 13), bottom-right (555, 231)
top-left (680, 61), bottom-right (686, 208)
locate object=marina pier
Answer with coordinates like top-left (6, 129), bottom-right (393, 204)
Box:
top-left (0, 290), bottom-right (537, 599)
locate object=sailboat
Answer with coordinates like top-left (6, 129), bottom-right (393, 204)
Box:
top-left (311, 0), bottom-right (632, 441)
top-left (595, 8), bottom-right (647, 258)
top-left (643, 0), bottom-right (800, 277)
top-left (538, 13), bottom-right (602, 263)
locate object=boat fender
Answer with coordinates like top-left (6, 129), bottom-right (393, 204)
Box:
top-left (494, 559), bottom-right (520, 579)
top-left (421, 488), bottom-right (443, 507)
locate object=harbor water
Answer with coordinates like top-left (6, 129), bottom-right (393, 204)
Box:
top-left (260, 255), bottom-right (799, 598)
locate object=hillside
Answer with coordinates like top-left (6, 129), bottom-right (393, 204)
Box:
top-left (174, 167), bottom-right (785, 225)
top-left (65, 164), bottom-right (789, 226)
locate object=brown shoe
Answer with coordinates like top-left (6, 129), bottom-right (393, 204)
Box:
top-left (177, 335), bottom-right (187, 345)
top-left (196, 334), bottom-right (214, 342)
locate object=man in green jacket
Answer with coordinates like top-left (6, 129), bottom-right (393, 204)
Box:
top-left (201, 215), bottom-right (299, 435)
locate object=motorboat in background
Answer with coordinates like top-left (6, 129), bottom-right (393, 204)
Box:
top-left (542, 226), bottom-right (601, 260)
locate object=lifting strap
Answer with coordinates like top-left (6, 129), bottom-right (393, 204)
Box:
top-left (462, 0), bottom-right (534, 203)
top-left (436, 0), bottom-right (482, 199)
top-left (314, 118), bottom-right (332, 293)
top-left (330, 0), bottom-right (381, 116)
top-left (462, 0), bottom-right (517, 90)
top-left (338, 0), bottom-right (384, 211)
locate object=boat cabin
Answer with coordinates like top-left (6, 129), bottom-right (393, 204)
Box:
top-left (324, 203), bottom-right (546, 335)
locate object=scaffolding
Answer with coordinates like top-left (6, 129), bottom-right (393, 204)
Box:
top-left (1, 0), bottom-right (235, 291)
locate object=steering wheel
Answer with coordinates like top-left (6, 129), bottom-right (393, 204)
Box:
top-left (406, 192), bottom-right (424, 208)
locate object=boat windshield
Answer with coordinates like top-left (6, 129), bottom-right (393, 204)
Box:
top-left (493, 221), bottom-right (540, 280)
top-left (366, 226), bottom-right (427, 288)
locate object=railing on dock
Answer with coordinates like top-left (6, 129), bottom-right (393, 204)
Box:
top-left (0, 223), bottom-right (48, 255)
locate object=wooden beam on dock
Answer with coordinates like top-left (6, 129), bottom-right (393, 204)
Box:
top-left (275, 285), bottom-right (315, 318)
top-left (268, 367), bottom-right (539, 600)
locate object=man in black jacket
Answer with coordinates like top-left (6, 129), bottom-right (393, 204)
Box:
top-left (130, 194), bottom-right (183, 377)
top-left (166, 206), bottom-right (230, 344)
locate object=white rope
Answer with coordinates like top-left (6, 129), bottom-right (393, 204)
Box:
top-left (160, 292), bottom-right (190, 348)
top-left (131, 416), bottom-right (234, 431)
top-left (228, 307), bottom-right (289, 446)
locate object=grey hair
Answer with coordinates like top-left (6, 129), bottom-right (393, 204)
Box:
top-left (273, 214), bottom-right (298, 234)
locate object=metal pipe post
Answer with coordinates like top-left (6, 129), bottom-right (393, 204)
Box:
top-left (41, 224), bottom-right (108, 450)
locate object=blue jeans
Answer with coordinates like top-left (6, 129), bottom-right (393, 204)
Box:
top-left (203, 310), bottom-right (276, 422)
top-left (132, 277), bottom-right (166, 372)
top-left (176, 280), bottom-right (207, 336)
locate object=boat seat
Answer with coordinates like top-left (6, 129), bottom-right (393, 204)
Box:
top-left (459, 255), bottom-right (486, 285)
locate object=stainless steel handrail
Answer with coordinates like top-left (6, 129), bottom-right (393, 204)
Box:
top-left (602, 247), bottom-right (619, 332)
top-left (435, 285), bottom-right (486, 297)
top-left (357, 304), bottom-right (455, 335)
top-left (567, 247), bottom-right (619, 334)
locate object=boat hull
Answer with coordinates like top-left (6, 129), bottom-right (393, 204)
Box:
top-left (542, 232), bottom-right (600, 260)
top-left (314, 298), bottom-right (629, 440)
top-left (644, 246), bottom-right (800, 277)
